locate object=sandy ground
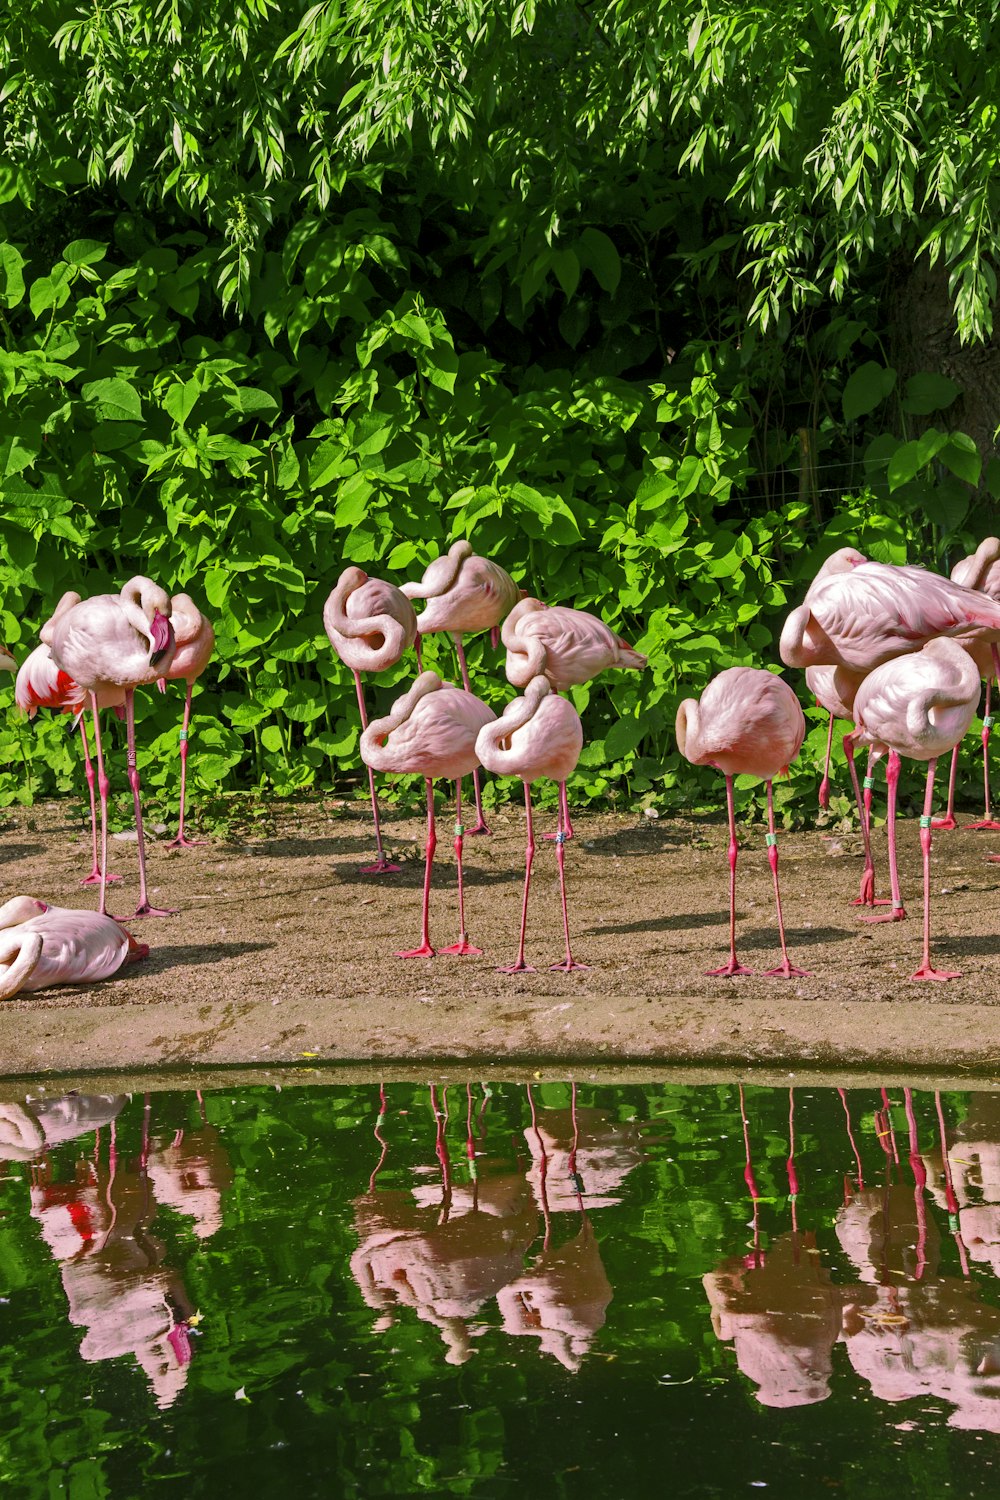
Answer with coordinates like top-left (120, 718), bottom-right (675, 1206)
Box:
top-left (3, 794), bottom-right (1000, 1080)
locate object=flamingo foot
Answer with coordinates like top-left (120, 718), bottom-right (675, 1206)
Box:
top-left (165, 834), bottom-right (208, 849)
top-left (931, 815), bottom-right (959, 831)
top-left (964, 819), bottom-right (1000, 831)
top-left (465, 820), bottom-right (491, 837)
top-left (763, 962), bottom-right (811, 979)
top-left (818, 780), bottom-right (830, 811)
top-left (129, 903), bottom-right (178, 919)
top-left (438, 938), bottom-right (483, 956)
top-left (910, 963), bottom-right (961, 982)
top-left (986, 855), bottom-right (1000, 863)
top-left (81, 870), bottom-right (122, 886)
top-left (549, 958), bottom-right (590, 972)
top-left (706, 960), bottom-right (753, 977)
top-left (396, 943), bottom-right (436, 958)
top-left (360, 858), bottom-right (401, 874)
top-left (858, 906), bottom-right (907, 924)
top-left (498, 961), bottom-right (537, 974)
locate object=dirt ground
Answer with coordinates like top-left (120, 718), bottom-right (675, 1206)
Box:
top-left (3, 793), bottom-right (1000, 1079)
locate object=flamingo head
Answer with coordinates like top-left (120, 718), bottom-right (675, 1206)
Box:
top-left (0, 896), bottom-right (47, 930)
top-left (0, 642), bottom-right (16, 674)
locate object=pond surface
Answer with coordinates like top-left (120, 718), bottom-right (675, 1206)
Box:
top-left (2, 1076), bottom-right (1000, 1496)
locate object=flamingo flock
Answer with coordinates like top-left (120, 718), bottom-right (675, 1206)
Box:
top-left (6, 534), bottom-right (1000, 998)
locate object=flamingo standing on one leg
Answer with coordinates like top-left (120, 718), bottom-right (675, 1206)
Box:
top-left (49, 577), bottom-right (176, 919)
top-left (324, 567), bottom-right (418, 874)
top-left (475, 676), bottom-right (587, 973)
top-left (935, 537), bottom-right (1000, 831)
top-left (401, 540), bottom-right (521, 836)
top-left (675, 667), bottom-right (809, 979)
top-left (502, 597), bottom-right (647, 840)
top-left (851, 638), bottom-right (981, 980)
top-left (360, 671), bottom-right (495, 957)
top-left (0, 896), bottom-right (148, 999)
top-left (156, 594), bottom-right (214, 849)
top-left (14, 642), bottom-right (126, 886)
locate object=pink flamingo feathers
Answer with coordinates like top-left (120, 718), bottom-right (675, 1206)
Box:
top-left (324, 567), bottom-right (418, 874)
top-left (156, 593), bottom-right (214, 849)
top-left (360, 671), bottom-right (495, 957)
top-left (0, 896), bottom-right (147, 999)
top-left (475, 676), bottom-right (587, 973)
top-left (851, 637), bottom-right (980, 980)
top-left (49, 576), bottom-right (176, 920)
top-left (502, 597), bottom-right (646, 841)
top-left (676, 667), bottom-right (809, 979)
top-left (0, 642), bottom-right (15, 676)
top-left (402, 540), bottom-right (521, 836)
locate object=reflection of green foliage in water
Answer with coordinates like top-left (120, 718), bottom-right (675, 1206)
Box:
top-left (0, 1082), bottom-right (996, 1496)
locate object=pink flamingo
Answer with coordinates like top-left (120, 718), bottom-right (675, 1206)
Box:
top-left (0, 896), bottom-right (148, 998)
top-left (360, 671), bottom-right (495, 957)
top-left (0, 642), bottom-right (15, 676)
top-left (501, 597), bottom-right (646, 840)
top-left (851, 637), bottom-right (980, 979)
top-left (155, 593), bottom-right (214, 849)
top-left (324, 567), bottom-right (418, 873)
top-left (934, 537), bottom-right (1000, 830)
top-left (402, 540), bottom-right (521, 836)
top-left (675, 667), bottom-right (809, 978)
top-left (15, 642), bottom-right (126, 886)
top-left (475, 676), bottom-right (587, 973)
top-left (49, 576), bottom-right (176, 919)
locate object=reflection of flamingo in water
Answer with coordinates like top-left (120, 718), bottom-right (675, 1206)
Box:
top-left (934, 1090), bottom-right (971, 1277)
top-left (838, 1088), bottom-right (865, 1195)
top-left (904, 1087), bottom-right (929, 1282)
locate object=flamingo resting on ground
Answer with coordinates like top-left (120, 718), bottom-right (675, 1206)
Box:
top-left (155, 594), bottom-right (215, 849)
top-left (0, 896), bottom-right (148, 999)
top-left (502, 597), bottom-right (646, 840)
top-left (475, 675), bottom-right (587, 973)
top-left (49, 576), bottom-right (176, 919)
top-left (402, 540), bottom-right (521, 836)
top-left (360, 671), bottom-right (495, 957)
top-left (935, 537), bottom-right (1000, 831)
top-left (851, 637), bottom-right (980, 981)
top-left (676, 667), bottom-right (809, 978)
top-left (15, 642), bottom-right (126, 886)
top-left (324, 567), bottom-right (419, 873)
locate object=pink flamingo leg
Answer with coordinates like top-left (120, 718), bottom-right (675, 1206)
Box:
top-left (707, 774), bottom-right (752, 976)
top-left (125, 687), bottom-right (177, 919)
top-left (965, 674), bottom-right (1000, 829)
top-left (844, 735), bottom-right (891, 908)
top-left (549, 801), bottom-right (588, 971)
top-left (912, 757), bottom-right (960, 980)
top-left (78, 717), bottom-right (121, 886)
top-left (858, 748), bottom-right (907, 924)
top-left (88, 692), bottom-right (112, 918)
top-left (166, 681), bottom-right (207, 849)
top-left (818, 710), bottom-right (834, 810)
top-left (439, 777), bottom-right (483, 956)
top-left (499, 782), bottom-right (537, 975)
top-left (932, 743), bottom-right (960, 830)
top-left (544, 700), bottom-right (576, 841)
top-left (354, 670), bottom-right (400, 875)
top-left (762, 780), bottom-right (810, 978)
top-left (453, 637), bottom-right (490, 835)
top-left (397, 777), bottom-right (436, 958)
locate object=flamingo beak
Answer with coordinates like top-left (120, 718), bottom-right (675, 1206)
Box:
top-left (149, 612), bottom-right (173, 666)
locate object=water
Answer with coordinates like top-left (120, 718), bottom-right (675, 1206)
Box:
top-left (2, 1077), bottom-right (1000, 1497)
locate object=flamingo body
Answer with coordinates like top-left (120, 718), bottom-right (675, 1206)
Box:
top-left (0, 898), bottom-right (146, 999)
top-left (324, 567), bottom-right (418, 673)
top-left (401, 540), bottom-right (519, 637)
top-left (676, 668), bottom-right (805, 781)
top-left (502, 598), bottom-right (646, 691)
top-left (361, 673), bottom-right (494, 781)
top-left (160, 594), bottom-right (214, 683)
top-left (15, 644), bottom-right (83, 716)
top-left (805, 664), bottom-right (863, 724)
top-left (49, 577), bottom-right (175, 691)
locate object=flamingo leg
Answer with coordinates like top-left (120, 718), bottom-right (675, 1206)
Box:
top-left (397, 777), bottom-right (436, 958)
top-left (439, 778), bottom-right (483, 956)
top-left (856, 745), bottom-right (906, 923)
top-left (844, 735), bottom-right (892, 909)
top-left (499, 781), bottom-right (537, 975)
top-left (453, 636), bottom-right (491, 836)
top-left (353, 669), bottom-right (400, 874)
top-left (912, 757), bottom-right (960, 981)
top-left (932, 743), bottom-right (960, 831)
top-left (78, 717), bottom-right (121, 886)
top-left (818, 710), bottom-right (834, 810)
top-left (549, 795), bottom-right (588, 972)
top-left (165, 681), bottom-right (207, 850)
top-left (965, 675), bottom-right (1000, 828)
top-left (88, 693), bottom-right (111, 918)
top-left (763, 780), bottom-right (810, 978)
top-left (707, 774), bottom-right (752, 976)
top-left (544, 698), bottom-right (576, 841)
top-left (125, 687), bottom-right (177, 919)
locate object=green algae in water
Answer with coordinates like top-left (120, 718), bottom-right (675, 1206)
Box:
top-left (1, 1080), bottom-right (999, 1497)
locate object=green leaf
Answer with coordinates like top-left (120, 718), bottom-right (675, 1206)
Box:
top-left (62, 239), bottom-right (107, 267)
top-left (0, 244), bottom-right (25, 308)
top-left (578, 228), bottom-right (621, 295)
top-left (939, 432), bottom-right (981, 487)
top-left (902, 372), bottom-right (960, 415)
top-left (82, 377), bottom-right (143, 422)
top-left (842, 361), bottom-right (896, 422)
